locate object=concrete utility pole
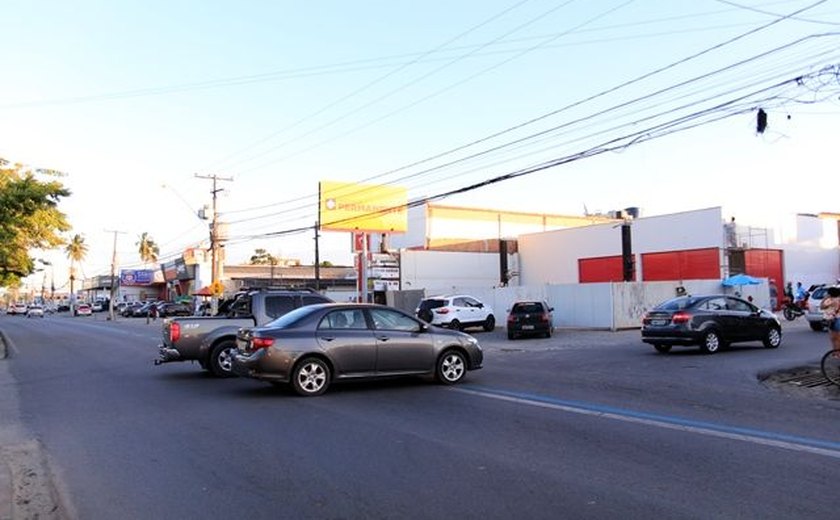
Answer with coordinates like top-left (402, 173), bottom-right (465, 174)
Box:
top-left (105, 229), bottom-right (127, 321)
top-left (195, 173), bottom-right (233, 313)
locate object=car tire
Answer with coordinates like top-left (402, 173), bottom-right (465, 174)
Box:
top-left (763, 326), bottom-right (782, 348)
top-left (700, 330), bottom-right (722, 354)
top-left (208, 340), bottom-right (237, 378)
top-left (544, 328), bottom-right (553, 338)
top-left (291, 357), bottom-right (330, 396)
top-left (654, 344), bottom-right (672, 354)
top-left (810, 321), bottom-right (825, 332)
top-left (483, 315), bottom-right (495, 332)
top-left (507, 330), bottom-right (516, 340)
top-left (435, 350), bottom-right (466, 385)
top-left (449, 319), bottom-right (462, 331)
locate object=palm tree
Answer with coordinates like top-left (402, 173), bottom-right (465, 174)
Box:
top-left (137, 232), bottom-right (160, 267)
top-left (64, 234), bottom-right (88, 309)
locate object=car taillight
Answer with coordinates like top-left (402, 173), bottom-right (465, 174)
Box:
top-left (434, 308), bottom-right (450, 314)
top-left (251, 337), bottom-right (275, 351)
top-left (169, 322), bottom-right (180, 343)
top-left (540, 312), bottom-right (550, 322)
top-left (672, 311), bottom-right (691, 324)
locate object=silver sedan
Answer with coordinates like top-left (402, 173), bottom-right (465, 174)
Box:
top-left (232, 303), bottom-right (484, 396)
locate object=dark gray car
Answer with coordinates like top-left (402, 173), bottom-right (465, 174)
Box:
top-left (232, 303), bottom-right (484, 396)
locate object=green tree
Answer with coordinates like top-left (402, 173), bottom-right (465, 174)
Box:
top-left (249, 248), bottom-right (278, 266)
top-left (64, 234), bottom-right (88, 300)
top-left (137, 232), bottom-right (160, 267)
top-left (0, 158), bottom-right (71, 287)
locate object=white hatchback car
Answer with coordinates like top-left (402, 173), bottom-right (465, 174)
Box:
top-left (26, 305), bottom-right (45, 318)
top-left (415, 295), bottom-right (495, 331)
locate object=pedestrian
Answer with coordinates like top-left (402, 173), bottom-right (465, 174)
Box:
top-left (150, 303), bottom-right (158, 322)
top-left (793, 282), bottom-right (808, 307)
top-left (819, 286), bottom-right (840, 352)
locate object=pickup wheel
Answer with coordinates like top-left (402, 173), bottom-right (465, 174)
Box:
top-left (208, 340), bottom-right (237, 378)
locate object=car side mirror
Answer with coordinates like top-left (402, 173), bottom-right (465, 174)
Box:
top-left (548, 307), bottom-right (554, 312)
top-left (477, 303), bottom-right (484, 308)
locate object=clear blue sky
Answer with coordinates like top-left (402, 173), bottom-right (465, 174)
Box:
top-left (2, 0), bottom-right (839, 290)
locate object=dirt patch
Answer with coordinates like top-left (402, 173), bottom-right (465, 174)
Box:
top-left (759, 366), bottom-right (840, 400)
top-left (0, 440), bottom-right (66, 520)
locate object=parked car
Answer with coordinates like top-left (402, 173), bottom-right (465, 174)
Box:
top-left (75, 303), bottom-right (93, 317)
top-left (641, 294), bottom-right (782, 354)
top-left (806, 284), bottom-right (838, 331)
top-left (415, 294), bottom-right (495, 331)
top-left (132, 301), bottom-right (160, 317)
top-left (232, 303), bottom-right (484, 396)
top-left (507, 301), bottom-right (553, 339)
top-left (7, 303), bottom-right (28, 315)
top-left (158, 302), bottom-right (192, 317)
top-left (26, 305), bottom-right (45, 318)
top-left (121, 301), bottom-right (145, 317)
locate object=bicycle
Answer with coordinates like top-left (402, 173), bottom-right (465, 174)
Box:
top-left (820, 350), bottom-right (840, 386)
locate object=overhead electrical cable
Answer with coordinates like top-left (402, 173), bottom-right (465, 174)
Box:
top-left (220, 0), bottom-right (829, 219)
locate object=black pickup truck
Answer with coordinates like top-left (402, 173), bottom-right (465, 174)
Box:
top-left (155, 288), bottom-right (332, 377)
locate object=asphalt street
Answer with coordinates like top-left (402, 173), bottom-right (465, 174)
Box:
top-left (0, 313), bottom-right (838, 519)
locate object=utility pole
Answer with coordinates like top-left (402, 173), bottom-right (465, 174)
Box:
top-left (105, 229), bottom-right (127, 321)
top-left (195, 173), bottom-right (233, 313)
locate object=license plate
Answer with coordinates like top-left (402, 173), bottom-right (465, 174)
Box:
top-left (522, 325), bottom-right (534, 330)
top-left (651, 319), bottom-right (668, 326)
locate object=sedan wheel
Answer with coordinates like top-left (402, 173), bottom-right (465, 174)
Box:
top-left (654, 344), bottom-right (672, 354)
top-left (292, 357), bottom-right (330, 396)
top-left (763, 326), bottom-right (782, 348)
top-left (448, 319), bottom-right (462, 331)
top-left (436, 350), bottom-right (466, 384)
top-left (700, 331), bottom-right (722, 354)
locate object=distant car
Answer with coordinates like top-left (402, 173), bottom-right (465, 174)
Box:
top-left (132, 301), bottom-right (159, 317)
top-left (121, 301), bottom-right (145, 317)
top-left (415, 294), bottom-right (495, 331)
top-left (75, 304), bottom-right (92, 317)
top-left (158, 302), bottom-right (192, 317)
top-left (92, 301), bottom-right (104, 312)
top-left (806, 284), bottom-right (838, 331)
top-left (641, 294), bottom-right (782, 354)
top-left (507, 301), bottom-right (553, 339)
top-left (26, 305), bottom-right (45, 318)
top-left (12, 303), bottom-right (28, 315)
top-left (233, 303), bottom-right (484, 396)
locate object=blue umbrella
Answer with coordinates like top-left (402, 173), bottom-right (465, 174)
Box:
top-left (722, 273), bottom-right (761, 287)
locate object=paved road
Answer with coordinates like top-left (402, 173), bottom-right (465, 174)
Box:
top-left (1, 313), bottom-right (838, 519)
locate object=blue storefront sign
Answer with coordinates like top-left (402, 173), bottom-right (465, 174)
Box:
top-left (120, 269), bottom-right (154, 286)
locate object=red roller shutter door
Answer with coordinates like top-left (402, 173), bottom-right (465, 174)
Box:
top-left (579, 256), bottom-right (623, 283)
top-left (642, 248), bottom-right (720, 281)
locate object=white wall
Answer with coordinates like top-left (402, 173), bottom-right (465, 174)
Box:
top-left (518, 207), bottom-right (726, 285)
top-left (400, 250), bottom-right (506, 295)
top-left (436, 279), bottom-right (771, 330)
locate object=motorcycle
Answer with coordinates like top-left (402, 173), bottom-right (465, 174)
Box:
top-left (782, 297), bottom-right (808, 321)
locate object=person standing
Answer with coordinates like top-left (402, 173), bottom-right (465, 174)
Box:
top-left (819, 286), bottom-right (840, 351)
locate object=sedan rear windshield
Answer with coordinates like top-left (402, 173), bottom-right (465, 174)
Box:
top-left (264, 304), bottom-right (321, 329)
top-left (654, 297), bottom-right (704, 311)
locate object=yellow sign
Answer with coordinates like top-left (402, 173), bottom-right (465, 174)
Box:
top-left (320, 181), bottom-right (407, 233)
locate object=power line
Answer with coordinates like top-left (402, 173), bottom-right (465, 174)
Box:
top-left (219, 1), bottom-right (831, 221)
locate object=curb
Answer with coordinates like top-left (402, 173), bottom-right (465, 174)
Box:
top-left (0, 329), bottom-right (12, 520)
